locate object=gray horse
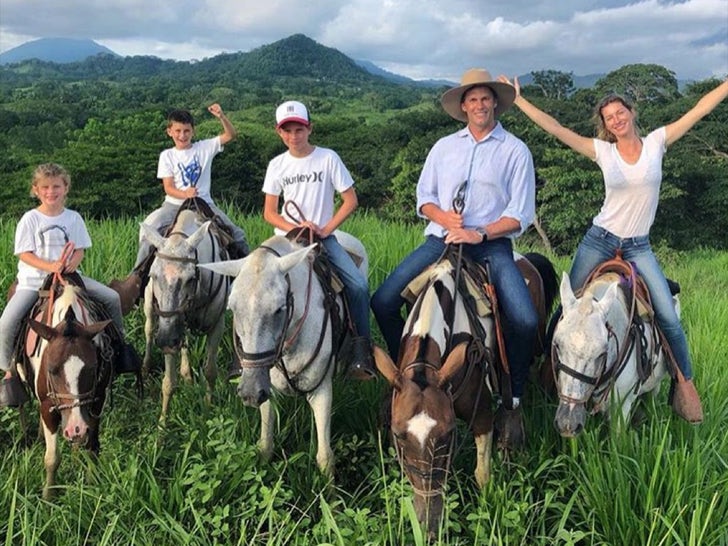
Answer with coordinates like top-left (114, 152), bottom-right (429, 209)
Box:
top-left (140, 209), bottom-right (230, 422)
top-left (201, 231), bottom-right (367, 476)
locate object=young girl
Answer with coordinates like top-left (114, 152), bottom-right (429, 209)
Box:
top-left (0, 163), bottom-right (131, 405)
top-left (497, 75), bottom-right (728, 424)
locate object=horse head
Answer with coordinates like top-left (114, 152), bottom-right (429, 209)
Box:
top-left (552, 272), bottom-right (624, 437)
top-left (375, 340), bottom-right (468, 536)
top-left (201, 237), bottom-right (318, 407)
top-left (142, 217), bottom-right (211, 351)
top-left (30, 306), bottom-right (112, 446)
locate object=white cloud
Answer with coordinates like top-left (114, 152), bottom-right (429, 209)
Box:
top-left (0, 0), bottom-right (726, 81)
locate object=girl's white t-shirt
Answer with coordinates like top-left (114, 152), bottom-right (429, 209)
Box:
top-left (14, 208), bottom-right (92, 290)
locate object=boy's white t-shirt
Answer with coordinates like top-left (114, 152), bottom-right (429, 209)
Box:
top-left (262, 146), bottom-right (355, 234)
top-left (158, 136), bottom-right (223, 206)
top-left (592, 127), bottom-right (666, 238)
top-left (14, 208), bottom-right (92, 290)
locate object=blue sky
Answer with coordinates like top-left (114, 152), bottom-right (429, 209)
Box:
top-left (1, 0), bottom-right (726, 81)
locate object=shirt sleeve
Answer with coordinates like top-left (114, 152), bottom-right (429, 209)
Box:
top-left (500, 143), bottom-right (536, 235)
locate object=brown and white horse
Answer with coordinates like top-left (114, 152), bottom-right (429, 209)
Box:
top-left (374, 251), bottom-right (556, 538)
top-left (19, 282), bottom-right (113, 499)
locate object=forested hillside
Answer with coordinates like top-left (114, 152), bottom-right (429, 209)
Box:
top-left (1, 34), bottom-right (726, 253)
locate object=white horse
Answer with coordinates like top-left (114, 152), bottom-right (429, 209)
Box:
top-left (200, 230), bottom-right (367, 476)
top-left (552, 272), bottom-right (668, 436)
top-left (140, 209), bottom-right (230, 422)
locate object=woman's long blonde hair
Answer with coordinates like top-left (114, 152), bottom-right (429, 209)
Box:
top-left (592, 93), bottom-right (639, 142)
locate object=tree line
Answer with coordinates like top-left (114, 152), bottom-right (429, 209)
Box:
top-left (0, 53), bottom-right (725, 254)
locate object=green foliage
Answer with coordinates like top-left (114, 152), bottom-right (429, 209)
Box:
top-left (2, 217), bottom-right (728, 545)
top-left (1, 47), bottom-right (727, 253)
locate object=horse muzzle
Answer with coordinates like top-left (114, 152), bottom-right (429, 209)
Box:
top-left (554, 400), bottom-right (587, 437)
top-left (237, 366), bottom-right (272, 408)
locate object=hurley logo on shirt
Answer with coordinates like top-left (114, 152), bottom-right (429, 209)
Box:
top-left (281, 171), bottom-right (324, 186)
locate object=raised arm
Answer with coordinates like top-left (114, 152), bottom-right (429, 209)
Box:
top-left (498, 75), bottom-right (596, 160)
top-left (664, 79), bottom-right (728, 146)
top-left (208, 103), bottom-right (237, 145)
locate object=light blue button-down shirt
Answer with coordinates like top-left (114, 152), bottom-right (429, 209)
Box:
top-left (416, 122), bottom-right (536, 238)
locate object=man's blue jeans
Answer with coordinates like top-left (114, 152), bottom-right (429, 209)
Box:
top-left (371, 236), bottom-right (537, 398)
top-left (567, 225), bottom-right (693, 379)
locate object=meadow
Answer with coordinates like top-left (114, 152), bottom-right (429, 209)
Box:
top-left (1, 210), bottom-right (727, 546)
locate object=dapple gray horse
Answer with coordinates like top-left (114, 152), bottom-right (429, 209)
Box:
top-left (201, 231), bottom-right (367, 476)
top-left (552, 272), bottom-right (668, 436)
top-left (140, 209), bottom-right (230, 422)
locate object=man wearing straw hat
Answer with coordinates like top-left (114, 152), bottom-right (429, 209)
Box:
top-left (371, 68), bottom-right (537, 446)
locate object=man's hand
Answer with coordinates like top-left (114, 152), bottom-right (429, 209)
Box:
top-left (445, 228), bottom-right (484, 245)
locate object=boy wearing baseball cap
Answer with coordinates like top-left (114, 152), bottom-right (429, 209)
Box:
top-left (261, 100), bottom-right (375, 380)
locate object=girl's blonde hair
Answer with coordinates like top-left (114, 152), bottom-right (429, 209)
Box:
top-left (30, 163), bottom-right (71, 197)
top-left (592, 93), bottom-right (639, 142)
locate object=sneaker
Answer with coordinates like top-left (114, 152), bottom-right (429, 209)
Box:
top-left (0, 374), bottom-right (29, 407)
top-left (671, 379), bottom-right (703, 424)
top-left (347, 336), bottom-right (377, 381)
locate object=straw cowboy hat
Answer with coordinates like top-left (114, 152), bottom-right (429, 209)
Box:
top-left (440, 68), bottom-right (516, 122)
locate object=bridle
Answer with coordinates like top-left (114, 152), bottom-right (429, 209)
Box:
top-left (392, 361), bottom-right (456, 498)
top-left (231, 244), bottom-right (336, 395)
top-left (151, 229), bottom-right (228, 319)
top-left (552, 304), bottom-right (642, 412)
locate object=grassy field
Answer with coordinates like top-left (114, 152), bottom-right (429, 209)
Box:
top-left (1, 210), bottom-right (727, 545)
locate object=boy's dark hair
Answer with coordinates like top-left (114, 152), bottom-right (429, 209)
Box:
top-left (167, 109), bottom-right (195, 127)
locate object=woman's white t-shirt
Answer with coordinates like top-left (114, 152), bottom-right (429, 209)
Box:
top-left (592, 127), bottom-right (666, 238)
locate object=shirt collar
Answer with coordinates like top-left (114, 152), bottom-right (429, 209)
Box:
top-left (456, 121), bottom-right (506, 143)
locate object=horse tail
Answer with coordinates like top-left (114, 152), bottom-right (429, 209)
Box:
top-left (524, 252), bottom-right (558, 314)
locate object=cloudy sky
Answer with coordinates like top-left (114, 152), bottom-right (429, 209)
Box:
top-left (1, 0), bottom-right (726, 82)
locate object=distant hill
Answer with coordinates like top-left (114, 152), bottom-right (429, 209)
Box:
top-left (0, 37), bottom-right (119, 65)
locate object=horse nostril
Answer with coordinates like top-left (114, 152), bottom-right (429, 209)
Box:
top-left (257, 390), bottom-right (269, 405)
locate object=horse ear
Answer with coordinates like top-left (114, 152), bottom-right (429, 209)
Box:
top-left (80, 319), bottom-right (113, 339)
top-left (199, 259), bottom-right (245, 277)
top-left (277, 244), bottom-right (317, 274)
top-left (140, 222), bottom-right (166, 250)
top-left (186, 221), bottom-right (211, 249)
top-left (437, 342), bottom-right (468, 387)
top-left (560, 272), bottom-right (577, 310)
top-left (596, 282), bottom-right (620, 316)
top-left (29, 319), bottom-right (57, 341)
top-left (373, 345), bottom-right (402, 391)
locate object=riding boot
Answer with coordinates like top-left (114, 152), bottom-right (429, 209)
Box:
top-left (114, 343), bottom-right (142, 375)
top-left (671, 378), bottom-right (703, 424)
top-left (0, 372), bottom-right (29, 407)
top-left (494, 403), bottom-right (526, 451)
top-left (347, 336), bottom-right (377, 381)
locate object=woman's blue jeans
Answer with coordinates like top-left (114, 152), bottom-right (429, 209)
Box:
top-left (371, 236), bottom-right (537, 398)
top-left (566, 225), bottom-right (693, 379)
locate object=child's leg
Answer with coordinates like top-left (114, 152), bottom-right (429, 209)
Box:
top-left (134, 204), bottom-right (179, 268)
top-left (82, 277), bottom-right (124, 335)
top-left (0, 289), bottom-right (39, 372)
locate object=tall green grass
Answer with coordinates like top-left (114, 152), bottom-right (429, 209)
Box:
top-left (1, 210), bottom-right (726, 545)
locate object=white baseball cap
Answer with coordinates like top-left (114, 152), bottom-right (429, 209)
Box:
top-left (275, 100), bottom-right (310, 128)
